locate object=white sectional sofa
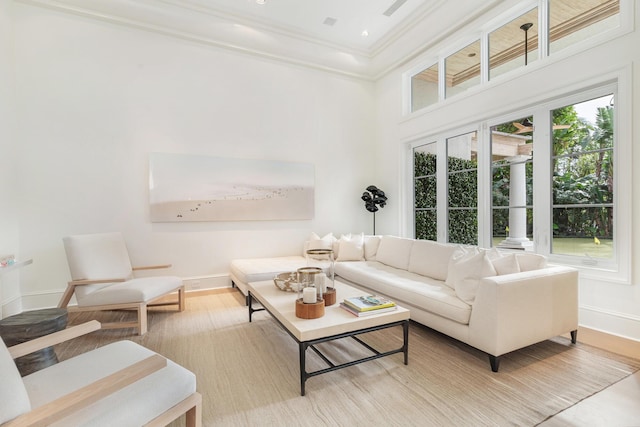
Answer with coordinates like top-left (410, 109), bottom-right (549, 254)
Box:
top-left (229, 233), bottom-right (579, 371)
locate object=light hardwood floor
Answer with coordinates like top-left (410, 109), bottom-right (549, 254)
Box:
top-left (541, 329), bottom-right (640, 426)
top-left (540, 370), bottom-right (640, 426)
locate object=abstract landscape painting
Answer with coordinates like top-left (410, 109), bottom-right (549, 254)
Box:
top-left (149, 153), bottom-right (314, 222)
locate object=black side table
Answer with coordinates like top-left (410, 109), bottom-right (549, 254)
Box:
top-left (0, 308), bottom-right (68, 376)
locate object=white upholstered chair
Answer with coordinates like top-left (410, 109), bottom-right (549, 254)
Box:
top-left (0, 320), bottom-right (202, 426)
top-left (59, 232), bottom-right (185, 335)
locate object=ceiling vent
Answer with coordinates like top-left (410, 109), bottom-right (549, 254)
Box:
top-left (323, 17), bottom-right (337, 26)
top-left (383, 0), bottom-right (408, 17)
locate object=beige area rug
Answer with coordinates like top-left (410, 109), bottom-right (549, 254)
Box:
top-left (56, 290), bottom-right (640, 427)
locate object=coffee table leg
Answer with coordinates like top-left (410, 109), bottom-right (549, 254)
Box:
top-left (403, 320), bottom-right (409, 365)
top-left (248, 292), bottom-right (254, 323)
top-left (299, 342), bottom-right (307, 396)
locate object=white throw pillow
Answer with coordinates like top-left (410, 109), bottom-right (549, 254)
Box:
top-left (363, 235), bottom-right (382, 261)
top-left (304, 232), bottom-right (336, 259)
top-left (337, 233), bottom-right (365, 261)
top-left (492, 253), bottom-right (521, 275)
top-left (408, 240), bottom-right (459, 281)
top-left (375, 236), bottom-right (414, 270)
top-left (451, 250), bottom-right (497, 304)
top-left (517, 253), bottom-right (547, 271)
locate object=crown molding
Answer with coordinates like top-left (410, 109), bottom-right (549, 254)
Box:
top-left (14, 0), bottom-right (507, 81)
top-left (16, 0), bottom-right (376, 79)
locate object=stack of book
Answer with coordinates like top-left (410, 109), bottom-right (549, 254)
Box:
top-left (340, 295), bottom-right (397, 317)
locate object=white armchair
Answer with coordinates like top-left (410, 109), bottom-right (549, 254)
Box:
top-left (59, 232), bottom-right (185, 335)
top-left (0, 320), bottom-right (202, 426)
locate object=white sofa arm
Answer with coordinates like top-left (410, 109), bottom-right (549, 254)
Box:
top-left (468, 265), bottom-right (578, 358)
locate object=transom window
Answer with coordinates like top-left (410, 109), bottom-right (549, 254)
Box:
top-left (408, 0), bottom-right (621, 113)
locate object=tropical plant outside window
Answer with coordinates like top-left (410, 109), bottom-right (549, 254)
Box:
top-left (552, 95), bottom-right (614, 259)
top-left (447, 132), bottom-right (478, 245)
top-left (412, 92), bottom-right (615, 264)
top-left (413, 143), bottom-right (437, 240)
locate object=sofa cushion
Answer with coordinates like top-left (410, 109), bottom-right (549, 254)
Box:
top-left (230, 256), bottom-right (329, 285)
top-left (375, 236), bottom-right (414, 270)
top-left (447, 249), bottom-right (497, 304)
top-left (335, 261), bottom-right (472, 325)
top-left (408, 240), bottom-right (459, 281)
top-left (75, 275), bottom-right (183, 306)
top-left (363, 235), bottom-right (382, 261)
top-left (336, 233), bottom-right (365, 261)
top-left (0, 338), bottom-right (31, 424)
top-left (22, 340), bottom-right (196, 426)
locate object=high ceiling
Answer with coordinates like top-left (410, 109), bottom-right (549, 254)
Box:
top-left (23, 0), bottom-right (505, 78)
top-left (157, 0), bottom-right (434, 52)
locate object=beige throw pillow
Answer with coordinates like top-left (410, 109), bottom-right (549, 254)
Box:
top-left (449, 250), bottom-right (497, 304)
top-left (516, 253), bottom-right (547, 271)
top-left (492, 253), bottom-right (521, 275)
top-left (363, 235), bottom-right (382, 260)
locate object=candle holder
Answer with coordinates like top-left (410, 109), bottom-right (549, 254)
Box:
top-left (295, 266), bottom-right (324, 319)
top-left (305, 248), bottom-right (336, 306)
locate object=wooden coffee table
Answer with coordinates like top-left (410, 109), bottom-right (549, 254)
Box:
top-left (247, 279), bottom-right (410, 395)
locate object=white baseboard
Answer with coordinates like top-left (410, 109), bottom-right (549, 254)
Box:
top-left (579, 305), bottom-right (640, 342)
top-left (182, 274), bottom-right (231, 291)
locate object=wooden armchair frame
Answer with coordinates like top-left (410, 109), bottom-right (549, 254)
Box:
top-left (58, 264), bottom-right (186, 335)
top-left (4, 321), bottom-right (202, 427)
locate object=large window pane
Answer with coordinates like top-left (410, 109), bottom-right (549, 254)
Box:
top-left (490, 118), bottom-right (534, 249)
top-left (445, 40), bottom-right (480, 99)
top-left (447, 132), bottom-right (477, 245)
top-left (489, 8), bottom-right (538, 80)
top-left (552, 94), bottom-right (614, 258)
top-left (549, 0), bottom-right (620, 55)
top-left (411, 63), bottom-right (438, 112)
top-left (414, 143), bottom-right (437, 240)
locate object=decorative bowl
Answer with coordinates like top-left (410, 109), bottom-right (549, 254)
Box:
top-left (274, 272), bottom-right (301, 292)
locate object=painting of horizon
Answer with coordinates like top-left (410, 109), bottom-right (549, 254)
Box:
top-left (149, 153), bottom-right (315, 222)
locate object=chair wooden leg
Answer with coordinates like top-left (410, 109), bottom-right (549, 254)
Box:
top-left (178, 285), bottom-right (186, 312)
top-left (138, 304), bottom-right (148, 335)
top-left (185, 394), bottom-right (202, 427)
top-left (58, 284), bottom-right (76, 308)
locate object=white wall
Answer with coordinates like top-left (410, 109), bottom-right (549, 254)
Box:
top-left (0, 0), bottom-right (23, 316)
top-left (10, 3), bottom-right (376, 308)
top-left (375, 8), bottom-right (640, 341)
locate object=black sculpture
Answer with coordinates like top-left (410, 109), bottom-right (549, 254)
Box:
top-left (361, 185), bottom-right (387, 235)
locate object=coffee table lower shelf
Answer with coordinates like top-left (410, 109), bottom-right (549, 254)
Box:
top-left (248, 291), bottom-right (409, 396)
